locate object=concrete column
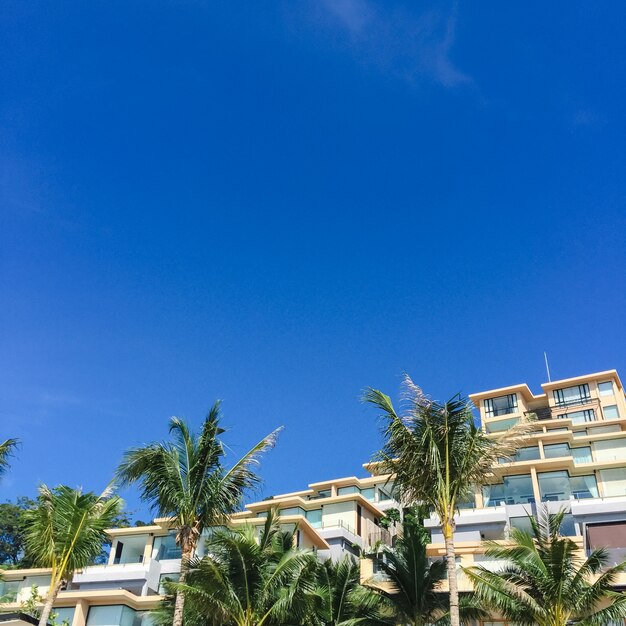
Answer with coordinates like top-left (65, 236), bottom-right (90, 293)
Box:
top-left (71, 599), bottom-right (89, 626)
top-left (108, 539), bottom-right (117, 565)
top-left (530, 467), bottom-right (541, 504)
top-left (143, 536), bottom-right (153, 563)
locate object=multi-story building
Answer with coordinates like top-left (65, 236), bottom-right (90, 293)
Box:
top-left (2, 369), bottom-right (626, 625)
top-left (0, 474), bottom-right (400, 626)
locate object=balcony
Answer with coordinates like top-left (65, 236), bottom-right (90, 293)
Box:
top-left (72, 558), bottom-right (162, 595)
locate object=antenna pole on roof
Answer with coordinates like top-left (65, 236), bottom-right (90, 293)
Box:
top-left (544, 351), bottom-right (551, 382)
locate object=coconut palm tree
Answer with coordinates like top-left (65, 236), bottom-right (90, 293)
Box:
top-left (0, 438), bottom-right (19, 479)
top-left (23, 485), bottom-right (122, 626)
top-left (116, 401), bottom-right (281, 626)
top-left (465, 507), bottom-right (626, 626)
top-left (367, 516), bottom-right (485, 626)
top-left (313, 556), bottom-right (391, 626)
top-left (363, 375), bottom-right (530, 626)
top-left (172, 510), bottom-right (317, 626)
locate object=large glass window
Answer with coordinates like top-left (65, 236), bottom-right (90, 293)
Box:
top-left (485, 394), bottom-right (518, 417)
top-left (498, 446), bottom-right (540, 464)
top-left (483, 474), bottom-right (535, 506)
top-left (538, 471), bottom-right (598, 501)
top-left (158, 573), bottom-right (180, 595)
top-left (309, 489), bottom-right (331, 500)
top-left (486, 417), bottom-right (520, 434)
top-left (604, 405), bottom-right (620, 420)
top-left (543, 443), bottom-right (570, 459)
top-left (558, 409), bottom-right (595, 424)
top-left (154, 532), bottom-right (181, 561)
top-left (361, 487), bottom-right (375, 501)
top-left (599, 468), bottom-right (626, 497)
top-left (305, 509), bottom-right (322, 528)
top-left (53, 607), bottom-right (75, 626)
top-left (512, 513), bottom-right (576, 536)
top-left (337, 486), bottom-right (360, 496)
top-left (280, 507), bottom-right (306, 517)
top-left (86, 606), bottom-right (150, 626)
top-left (572, 447), bottom-right (593, 464)
top-left (0, 580), bottom-right (19, 602)
top-left (554, 384), bottom-right (591, 408)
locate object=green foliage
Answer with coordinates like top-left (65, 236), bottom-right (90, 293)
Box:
top-left (312, 557), bottom-right (391, 626)
top-left (116, 402), bottom-right (282, 546)
top-left (465, 507), bottom-right (626, 626)
top-left (0, 439), bottom-right (19, 479)
top-left (0, 497), bottom-right (35, 566)
top-left (369, 517), bottom-right (485, 626)
top-left (20, 585), bottom-right (43, 619)
top-left (379, 508), bottom-right (401, 530)
top-left (167, 510), bottom-right (318, 626)
top-left (363, 376), bottom-right (531, 626)
top-left (23, 484), bottom-right (123, 588)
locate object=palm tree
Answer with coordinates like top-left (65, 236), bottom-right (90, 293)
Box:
top-left (465, 507), bottom-right (626, 626)
top-left (23, 485), bottom-right (122, 626)
top-left (313, 557), bottom-right (390, 626)
top-left (172, 510), bottom-right (317, 626)
top-left (0, 438), bottom-right (19, 478)
top-left (363, 375), bottom-right (530, 626)
top-left (116, 401), bottom-right (281, 626)
top-left (367, 517), bottom-right (485, 626)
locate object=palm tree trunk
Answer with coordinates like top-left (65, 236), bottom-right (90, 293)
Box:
top-left (443, 523), bottom-right (460, 626)
top-left (38, 581), bottom-right (62, 626)
top-left (172, 541), bottom-right (195, 626)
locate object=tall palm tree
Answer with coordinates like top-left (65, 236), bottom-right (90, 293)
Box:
top-left (0, 438), bottom-right (19, 479)
top-left (465, 507), bottom-right (626, 626)
top-left (313, 557), bottom-right (390, 626)
top-left (363, 375), bottom-right (530, 626)
top-left (116, 401), bottom-right (281, 626)
top-left (368, 518), bottom-right (486, 626)
top-left (172, 510), bottom-right (317, 626)
top-left (23, 485), bottom-right (122, 626)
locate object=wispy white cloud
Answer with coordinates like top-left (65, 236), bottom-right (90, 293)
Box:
top-left (313, 0), bottom-right (471, 88)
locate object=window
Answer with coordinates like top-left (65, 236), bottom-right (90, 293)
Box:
top-left (554, 384), bottom-right (591, 408)
top-left (543, 443), bottom-right (570, 459)
top-left (486, 417), bottom-right (520, 433)
top-left (305, 509), bottom-right (322, 528)
top-left (86, 606), bottom-right (152, 626)
top-left (498, 446), bottom-right (540, 464)
top-left (510, 513), bottom-right (575, 536)
top-left (484, 394), bottom-right (518, 417)
top-left (587, 522), bottom-right (626, 549)
top-left (280, 507), bottom-right (305, 517)
top-left (337, 486), bottom-right (360, 496)
top-left (599, 381), bottom-right (615, 397)
top-left (309, 489), bottom-right (331, 500)
top-left (599, 468), bottom-right (626, 497)
top-left (378, 487), bottom-right (393, 502)
top-left (483, 474), bottom-right (535, 506)
top-left (509, 513), bottom-right (576, 537)
top-left (54, 608), bottom-right (75, 626)
top-left (558, 409), bottom-right (595, 424)
top-left (361, 487), bottom-right (375, 501)
top-left (547, 427), bottom-right (569, 433)
top-left (604, 405), bottom-right (620, 420)
top-left (538, 471), bottom-right (598, 501)
top-left (0, 580), bottom-right (20, 603)
top-left (154, 532), bottom-right (182, 561)
top-left (158, 573), bottom-right (180, 595)
top-left (572, 447), bottom-right (593, 464)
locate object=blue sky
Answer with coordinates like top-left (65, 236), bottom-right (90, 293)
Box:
top-left (1, 1), bottom-right (625, 519)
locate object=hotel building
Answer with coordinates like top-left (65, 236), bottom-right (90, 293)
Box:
top-left (2, 369), bottom-right (626, 625)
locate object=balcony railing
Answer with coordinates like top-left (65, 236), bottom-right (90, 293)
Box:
top-left (525, 398), bottom-right (600, 422)
top-left (321, 519), bottom-right (357, 537)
